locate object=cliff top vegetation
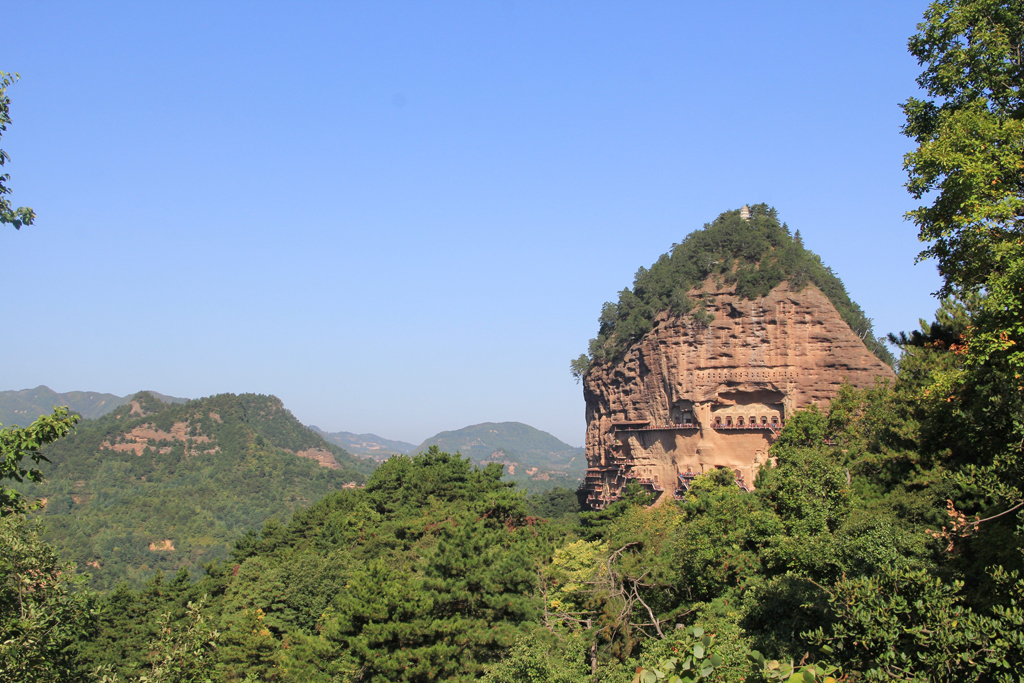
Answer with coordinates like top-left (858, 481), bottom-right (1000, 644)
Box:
top-left (573, 205), bottom-right (894, 378)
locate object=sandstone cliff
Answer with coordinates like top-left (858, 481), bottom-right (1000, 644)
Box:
top-left (581, 279), bottom-right (893, 508)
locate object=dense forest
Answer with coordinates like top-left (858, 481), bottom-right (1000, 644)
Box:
top-left (4, 0), bottom-right (1024, 681)
top-left (15, 391), bottom-right (374, 590)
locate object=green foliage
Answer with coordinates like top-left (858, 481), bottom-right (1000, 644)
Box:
top-left (577, 205), bottom-right (893, 369)
top-left (0, 71), bottom-right (35, 229)
top-left (0, 514), bottom-right (97, 682)
top-left (329, 522), bottom-right (540, 681)
top-left (578, 481), bottom-right (657, 541)
top-left (18, 393), bottom-right (373, 590)
top-left (481, 632), bottom-right (591, 683)
top-left (525, 486), bottom-right (580, 523)
top-left (673, 472), bottom-right (776, 603)
top-left (806, 566), bottom-right (1024, 681)
top-left (315, 448), bottom-right (544, 682)
top-left (69, 362), bottom-right (991, 683)
top-left (902, 0), bottom-right (1024, 297)
top-left (633, 627), bottom-right (723, 683)
top-left (738, 577), bottom-right (833, 669)
top-left (689, 306), bottom-right (715, 328)
top-left (138, 598), bottom-right (220, 683)
top-left (543, 538), bottom-right (610, 619)
top-left (0, 407), bottom-right (78, 515)
top-left (64, 365), bottom-right (1024, 682)
top-left (627, 598), bottom-right (753, 682)
top-left (901, 0), bottom-right (1024, 516)
top-left (747, 650), bottom-right (840, 683)
top-left (81, 566), bottom-right (233, 682)
top-left (756, 448), bottom-right (851, 538)
top-left (769, 405), bottom-right (827, 451)
top-left (77, 447), bottom-right (556, 682)
top-left (571, 354), bottom-right (590, 384)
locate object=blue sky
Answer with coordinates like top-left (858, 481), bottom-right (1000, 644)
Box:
top-left (2, 1), bottom-right (942, 447)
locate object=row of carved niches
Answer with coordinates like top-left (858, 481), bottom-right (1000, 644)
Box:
top-left (711, 388), bottom-right (784, 426)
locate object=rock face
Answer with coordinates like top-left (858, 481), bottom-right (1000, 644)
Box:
top-left (581, 280), bottom-right (894, 509)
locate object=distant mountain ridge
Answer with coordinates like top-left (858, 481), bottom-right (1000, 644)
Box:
top-left (0, 385), bottom-right (187, 426)
top-left (409, 421), bottom-right (585, 492)
top-left (309, 426), bottom-right (415, 460)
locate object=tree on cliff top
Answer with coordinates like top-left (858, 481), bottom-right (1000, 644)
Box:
top-left (571, 205), bottom-right (893, 379)
top-left (0, 72), bottom-right (35, 230)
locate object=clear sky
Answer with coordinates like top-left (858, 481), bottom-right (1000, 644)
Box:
top-left (2, 1), bottom-right (942, 447)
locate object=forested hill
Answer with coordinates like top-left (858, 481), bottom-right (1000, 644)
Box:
top-left (19, 391), bottom-right (377, 590)
top-left (0, 385), bottom-right (188, 426)
top-left (80, 448), bottom-right (560, 682)
top-left (577, 205), bottom-right (894, 370)
top-left (410, 421), bottom-right (585, 492)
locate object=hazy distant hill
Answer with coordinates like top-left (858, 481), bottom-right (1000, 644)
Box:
top-left (309, 426), bottom-right (415, 460)
top-left (0, 385), bottom-right (187, 426)
top-left (410, 421), bottom-right (585, 492)
top-left (19, 391), bottom-right (376, 590)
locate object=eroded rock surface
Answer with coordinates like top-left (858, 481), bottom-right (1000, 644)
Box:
top-left (582, 280), bottom-right (893, 508)
top-left (101, 421), bottom-right (217, 456)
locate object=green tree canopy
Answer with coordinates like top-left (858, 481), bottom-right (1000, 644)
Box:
top-left (903, 0), bottom-right (1024, 296)
top-left (902, 0), bottom-right (1024, 509)
top-left (0, 408), bottom-right (78, 516)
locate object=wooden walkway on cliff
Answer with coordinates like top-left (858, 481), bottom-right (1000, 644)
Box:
top-left (611, 421), bottom-right (698, 433)
top-left (611, 420), bottom-right (784, 436)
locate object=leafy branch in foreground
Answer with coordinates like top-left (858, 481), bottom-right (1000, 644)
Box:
top-left (900, 0), bottom-right (1024, 514)
top-left (0, 71), bottom-right (35, 229)
top-left (0, 407), bottom-right (78, 515)
top-left (631, 627), bottom-right (722, 683)
top-left (747, 650), bottom-right (840, 683)
top-left (0, 514), bottom-right (97, 683)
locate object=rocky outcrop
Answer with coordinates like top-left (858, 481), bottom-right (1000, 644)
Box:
top-left (101, 421), bottom-right (217, 456)
top-left (581, 280), bottom-right (893, 509)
